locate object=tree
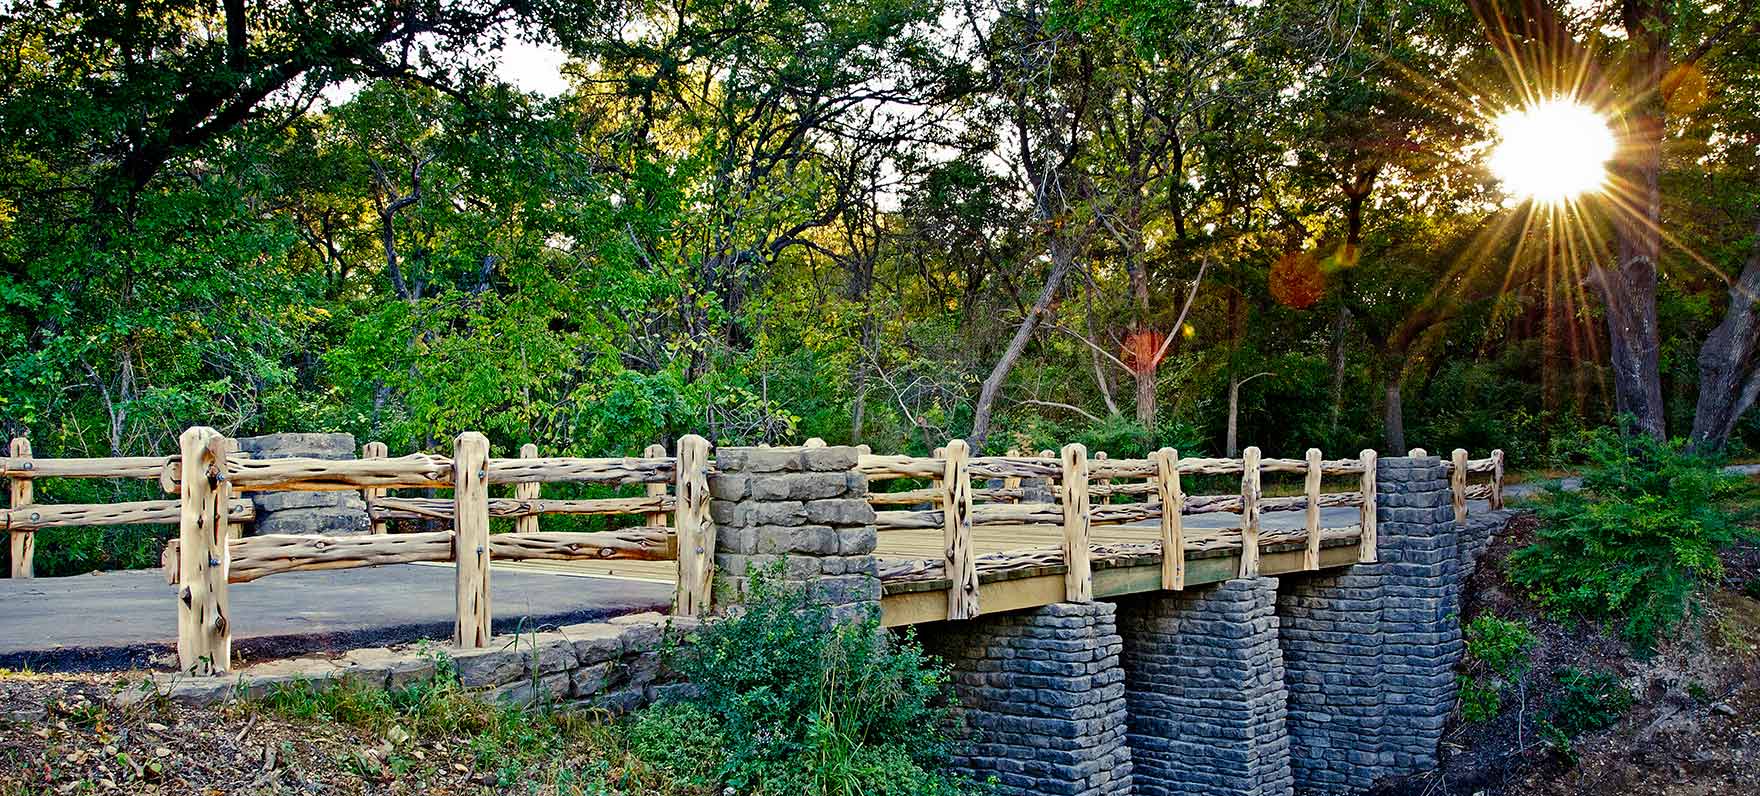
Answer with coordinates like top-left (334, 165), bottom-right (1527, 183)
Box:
top-left (1470, 0), bottom-right (1760, 448)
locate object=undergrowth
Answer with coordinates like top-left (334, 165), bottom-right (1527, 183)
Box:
top-left (1537, 666), bottom-right (1633, 759)
top-left (1456, 614), bottom-right (1536, 723)
top-left (251, 571), bottom-right (983, 795)
top-left (1509, 427), bottom-right (1757, 649)
top-left (661, 569), bottom-right (974, 796)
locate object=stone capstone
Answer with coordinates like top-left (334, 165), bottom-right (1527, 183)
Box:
top-left (234, 431), bottom-right (370, 536)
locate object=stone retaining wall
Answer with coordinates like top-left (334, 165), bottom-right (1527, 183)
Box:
top-left (128, 612), bottom-right (692, 712)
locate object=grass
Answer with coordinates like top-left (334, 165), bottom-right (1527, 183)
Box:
top-left (249, 666), bottom-right (716, 794)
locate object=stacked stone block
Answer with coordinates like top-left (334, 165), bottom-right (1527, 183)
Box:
top-left (236, 432), bottom-right (371, 535)
top-left (921, 602), bottom-right (1133, 796)
top-left (1274, 455), bottom-right (1469, 794)
top-left (1118, 578), bottom-right (1293, 796)
top-left (1275, 571), bottom-right (1387, 794)
top-left (1372, 456), bottom-right (1461, 776)
top-left (709, 445), bottom-right (879, 618)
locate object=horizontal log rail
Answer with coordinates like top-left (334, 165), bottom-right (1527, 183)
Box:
top-left (225, 454), bottom-right (456, 492)
top-left (1, 452), bottom-right (251, 481)
top-left (369, 495), bottom-right (677, 522)
top-left (484, 456), bottom-right (675, 486)
top-left (161, 527), bottom-right (676, 584)
top-left (872, 490), bottom-right (1370, 532)
top-left (3, 498), bottom-right (254, 531)
top-left (859, 453), bottom-right (1372, 482)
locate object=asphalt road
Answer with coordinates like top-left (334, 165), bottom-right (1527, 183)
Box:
top-left (0, 564), bottom-right (672, 672)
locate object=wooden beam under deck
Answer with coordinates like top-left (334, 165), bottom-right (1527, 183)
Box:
top-left (879, 535), bottom-right (1362, 627)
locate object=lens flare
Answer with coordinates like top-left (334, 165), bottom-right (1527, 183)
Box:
top-left (1488, 98), bottom-right (1615, 204)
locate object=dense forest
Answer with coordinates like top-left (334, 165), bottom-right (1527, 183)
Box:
top-left (3, 0), bottom-right (1758, 471)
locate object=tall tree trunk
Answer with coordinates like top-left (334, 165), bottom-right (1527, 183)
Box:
top-left (1690, 212), bottom-right (1760, 450)
top-left (1135, 371), bottom-right (1156, 429)
top-left (970, 235), bottom-right (1079, 450)
top-left (1595, 0), bottom-right (1669, 440)
top-left (1384, 374), bottom-right (1406, 452)
top-left (1328, 304), bottom-right (1349, 432)
top-left (1225, 372), bottom-right (1271, 458)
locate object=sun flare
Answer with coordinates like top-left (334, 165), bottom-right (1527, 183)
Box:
top-left (1488, 98), bottom-right (1616, 204)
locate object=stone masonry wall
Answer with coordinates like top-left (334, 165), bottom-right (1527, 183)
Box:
top-left (236, 432), bottom-right (370, 536)
top-left (1276, 456), bottom-right (1484, 794)
top-left (920, 602), bottom-right (1133, 796)
top-left (1117, 578), bottom-right (1293, 796)
top-left (1276, 570), bottom-right (1387, 794)
top-left (131, 612), bottom-right (694, 712)
top-left (1372, 456), bottom-right (1462, 777)
top-left (709, 445), bottom-right (879, 618)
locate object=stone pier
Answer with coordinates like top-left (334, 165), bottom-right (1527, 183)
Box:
top-left (1118, 578), bottom-right (1293, 796)
top-left (921, 602), bottom-right (1134, 796)
top-left (236, 432), bottom-right (370, 535)
top-left (708, 445), bottom-right (880, 618)
top-left (1274, 455), bottom-right (1473, 793)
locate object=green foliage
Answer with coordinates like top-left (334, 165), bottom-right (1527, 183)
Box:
top-left (664, 568), bottom-right (977, 795)
top-left (1456, 614), bottom-right (1535, 723)
top-left (1508, 428), bottom-right (1755, 649)
top-left (1463, 615), bottom-right (1537, 679)
top-left (623, 703), bottom-right (730, 788)
top-left (1543, 667), bottom-right (1633, 738)
top-left (1456, 675), bottom-right (1502, 724)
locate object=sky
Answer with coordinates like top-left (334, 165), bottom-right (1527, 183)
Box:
top-left (494, 39), bottom-right (571, 97)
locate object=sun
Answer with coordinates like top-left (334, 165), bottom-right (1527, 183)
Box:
top-left (1488, 98), bottom-right (1616, 204)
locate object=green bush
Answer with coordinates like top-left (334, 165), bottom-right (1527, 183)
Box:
top-left (1544, 666), bottom-right (1632, 737)
top-left (1456, 675), bottom-right (1502, 724)
top-left (1463, 615), bottom-right (1536, 679)
top-left (660, 567), bottom-right (978, 795)
top-left (1456, 615), bottom-right (1535, 723)
top-left (1508, 427), bottom-right (1755, 649)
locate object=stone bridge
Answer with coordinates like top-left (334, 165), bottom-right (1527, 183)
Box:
top-left (710, 447), bottom-right (1510, 796)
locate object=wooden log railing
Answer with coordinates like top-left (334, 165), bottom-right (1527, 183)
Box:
top-left (4, 431), bottom-right (1509, 668)
top-left (156, 430), bottom-right (716, 673)
top-left (859, 444), bottom-right (1507, 619)
top-left (1, 440), bottom-right (260, 579)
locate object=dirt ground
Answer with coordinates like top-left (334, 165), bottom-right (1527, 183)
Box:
top-left (1388, 515), bottom-right (1760, 796)
top-left (0, 672), bottom-right (529, 795)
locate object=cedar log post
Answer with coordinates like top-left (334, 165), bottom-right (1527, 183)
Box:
top-left (516, 443), bottom-right (542, 535)
top-left (453, 432), bottom-right (491, 647)
top-left (176, 426), bottom-right (231, 674)
top-left (1059, 443), bottom-right (1092, 602)
top-left (942, 439), bottom-right (978, 620)
top-left (8, 438), bottom-right (31, 578)
top-left (673, 434), bottom-right (714, 616)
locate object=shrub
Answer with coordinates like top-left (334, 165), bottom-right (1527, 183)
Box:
top-left (1544, 667), bottom-right (1632, 737)
top-left (1457, 675), bottom-right (1502, 723)
top-left (1456, 615), bottom-right (1535, 723)
top-left (660, 568), bottom-right (977, 795)
top-left (1463, 615), bottom-right (1536, 679)
top-left (1508, 427), bottom-right (1755, 649)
